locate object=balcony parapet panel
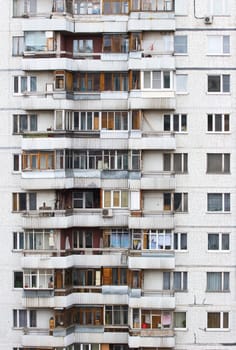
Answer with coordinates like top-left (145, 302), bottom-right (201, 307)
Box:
top-left (128, 330), bottom-right (175, 348)
top-left (21, 135), bottom-right (129, 150)
top-left (129, 291), bottom-right (175, 309)
top-left (129, 90), bottom-right (176, 110)
top-left (128, 251), bottom-right (175, 269)
top-left (129, 212), bottom-right (174, 229)
top-left (141, 172), bottom-right (176, 190)
top-left (21, 251), bottom-right (126, 269)
top-left (22, 291), bottom-right (129, 309)
top-left (129, 132), bottom-right (176, 150)
top-left (22, 209), bottom-right (129, 229)
top-left (128, 12), bottom-right (175, 31)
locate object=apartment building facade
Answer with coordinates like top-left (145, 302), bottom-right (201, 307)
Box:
top-left (0, 0), bottom-right (235, 349)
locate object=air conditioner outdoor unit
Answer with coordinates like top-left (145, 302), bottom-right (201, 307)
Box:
top-left (204, 16), bottom-right (213, 24)
top-left (102, 208), bottom-right (113, 217)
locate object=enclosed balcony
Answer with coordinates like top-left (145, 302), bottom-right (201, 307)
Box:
top-left (129, 308), bottom-right (175, 347)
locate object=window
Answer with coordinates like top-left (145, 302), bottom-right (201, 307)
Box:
top-left (73, 39), bottom-right (93, 55)
top-left (163, 153), bottom-right (188, 173)
top-left (206, 272), bottom-right (229, 292)
top-left (73, 190), bottom-right (99, 208)
top-left (207, 0), bottom-right (229, 15)
top-left (104, 72), bottom-right (128, 91)
top-left (13, 154), bottom-right (21, 172)
top-left (14, 272), bottom-right (23, 288)
top-left (174, 233), bottom-right (187, 250)
top-left (103, 35), bottom-right (129, 53)
top-left (103, 190), bottom-right (128, 208)
top-left (12, 192), bottom-right (37, 212)
top-left (22, 152), bottom-right (54, 171)
top-left (207, 153), bottom-right (230, 173)
top-left (73, 231), bottom-right (93, 249)
top-left (207, 114), bottom-right (230, 132)
top-left (24, 269), bottom-right (54, 289)
top-left (131, 0), bottom-right (174, 11)
top-left (105, 305), bottom-right (128, 325)
top-left (208, 74), bottom-right (230, 93)
top-left (174, 272), bottom-right (188, 291)
top-left (103, 0), bottom-right (128, 14)
top-left (12, 36), bottom-right (24, 56)
top-left (143, 71), bottom-right (171, 89)
top-left (207, 312), bottom-right (229, 329)
top-left (208, 233), bottom-right (229, 250)
top-left (13, 309), bottom-right (37, 328)
top-left (74, 0), bottom-right (101, 14)
top-left (176, 74), bottom-right (188, 93)
top-left (164, 114), bottom-right (187, 132)
top-left (174, 35), bottom-right (187, 54)
top-left (164, 193), bottom-right (188, 212)
top-left (24, 229), bottom-right (53, 250)
top-left (163, 271), bottom-right (188, 291)
top-left (102, 111), bottom-right (128, 130)
top-left (13, 0), bottom-right (37, 16)
top-left (207, 35), bottom-right (230, 55)
top-left (13, 232), bottom-right (24, 250)
top-left (102, 267), bottom-right (128, 285)
top-left (13, 76), bottom-right (37, 94)
top-left (73, 111), bottom-right (99, 131)
top-left (13, 114), bottom-right (37, 133)
top-left (207, 193), bottom-right (230, 212)
top-left (143, 230), bottom-right (172, 250)
top-left (24, 31), bottom-right (47, 52)
top-left (73, 269), bottom-right (101, 286)
top-left (103, 229), bottom-right (130, 248)
top-left (174, 312), bottom-right (186, 328)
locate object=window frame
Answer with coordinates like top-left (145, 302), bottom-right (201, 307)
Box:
top-left (206, 153), bottom-right (230, 174)
top-left (174, 232), bottom-right (187, 250)
top-left (207, 74), bottom-right (230, 93)
top-left (13, 309), bottom-right (37, 328)
top-left (163, 113), bottom-right (187, 133)
top-left (206, 272), bottom-right (230, 292)
top-left (207, 193), bottom-right (230, 212)
top-left (103, 190), bottom-right (129, 208)
top-left (163, 153), bottom-right (188, 173)
top-left (207, 312), bottom-right (229, 330)
top-left (13, 76), bottom-right (37, 94)
top-left (208, 233), bottom-right (230, 251)
top-left (174, 35), bottom-right (188, 54)
top-left (207, 35), bottom-right (230, 55)
top-left (14, 271), bottom-right (23, 288)
top-left (207, 113), bottom-right (230, 133)
top-left (142, 71), bottom-right (172, 90)
top-left (12, 192), bottom-right (37, 212)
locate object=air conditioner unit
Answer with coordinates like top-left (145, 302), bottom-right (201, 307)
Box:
top-left (102, 208), bottom-right (113, 217)
top-left (204, 16), bottom-right (213, 24)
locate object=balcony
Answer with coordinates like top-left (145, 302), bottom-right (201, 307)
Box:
top-left (128, 212), bottom-right (174, 229)
top-left (129, 90), bottom-right (176, 110)
top-left (141, 172), bottom-right (176, 190)
top-left (128, 250), bottom-right (175, 269)
top-left (22, 208), bottom-right (129, 229)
